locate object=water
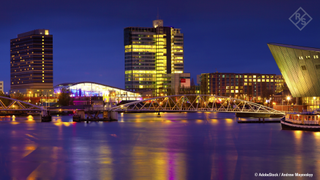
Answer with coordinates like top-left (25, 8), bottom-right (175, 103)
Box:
top-left (0, 113), bottom-right (318, 179)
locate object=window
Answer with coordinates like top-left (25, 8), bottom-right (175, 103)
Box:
top-left (306, 56), bottom-right (311, 59)
top-left (299, 56), bottom-right (303, 60)
top-left (301, 65), bottom-right (307, 70)
top-left (314, 55), bottom-right (319, 59)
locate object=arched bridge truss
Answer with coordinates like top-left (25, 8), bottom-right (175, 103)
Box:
top-left (0, 96), bottom-right (43, 111)
top-left (111, 94), bottom-right (284, 115)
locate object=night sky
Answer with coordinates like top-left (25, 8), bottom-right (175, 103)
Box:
top-left (1, 0), bottom-right (320, 92)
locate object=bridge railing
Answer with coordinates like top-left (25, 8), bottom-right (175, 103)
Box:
top-left (109, 94), bottom-right (284, 115)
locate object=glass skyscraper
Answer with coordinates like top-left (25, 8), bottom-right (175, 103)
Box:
top-left (124, 20), bottom-right (184, 96)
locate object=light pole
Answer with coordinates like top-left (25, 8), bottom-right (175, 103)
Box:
top-left (29, 91), bottom-right (31, 102)
top-left (287, 96), bottom-right (291, 112)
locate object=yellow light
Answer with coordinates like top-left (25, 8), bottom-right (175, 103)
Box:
top-left (287, 96), bottom-right (291, 101)
top-left (45, 30), bottom-right (49, 35)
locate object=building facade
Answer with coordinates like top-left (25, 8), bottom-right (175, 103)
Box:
top-left (10, 29), bottom-right (53, 99)
top-left (268, 43), bottom-right (320, 110)
top-left (200, 72), bottom-right (284, 102)
top-left (124, 19), bottom-right (184, 96)
top-left (0, 81), bottom-right (3, 93)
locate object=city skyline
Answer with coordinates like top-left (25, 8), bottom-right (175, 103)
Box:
top-left (1, 0), bottom-right (320, 92)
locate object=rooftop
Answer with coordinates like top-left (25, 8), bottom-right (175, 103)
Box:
top-left (268, 43), bottom-right (320, 52)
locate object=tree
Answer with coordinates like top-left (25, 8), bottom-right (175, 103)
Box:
top-left (58, 88), bottom-right (72, 106)
top-left (10, 92), bottom-right (24, 101)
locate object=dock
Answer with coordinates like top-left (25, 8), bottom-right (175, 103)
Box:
top-left (237, 120), bottom-right (280, 123)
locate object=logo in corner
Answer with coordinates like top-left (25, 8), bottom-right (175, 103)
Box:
top-left (289, 7), bottom-right (312, 31)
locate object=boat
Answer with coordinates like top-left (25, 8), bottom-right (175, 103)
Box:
top-left (281, 113), bottom-right (320, 131)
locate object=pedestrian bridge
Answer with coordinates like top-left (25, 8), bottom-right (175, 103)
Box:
top-left (0, 96), bottom-right (43, 112)
top-left (111, 94), bottom-right (284, 115)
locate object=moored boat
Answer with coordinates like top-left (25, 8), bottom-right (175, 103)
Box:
top-left (281, 113), bottom-right (320, 131)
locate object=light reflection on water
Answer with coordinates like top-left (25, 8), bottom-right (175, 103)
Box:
top-left (0, 113), bottom-right (319, 179)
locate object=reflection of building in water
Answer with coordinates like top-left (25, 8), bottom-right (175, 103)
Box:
top-left (54, 82), bottom-right (142, 105)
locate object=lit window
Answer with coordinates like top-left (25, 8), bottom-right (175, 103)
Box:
top-left (314, 55), bottom-right (319, 59)
top-left (306, 56), bottom-right (311, 59)
top-left (299, 56), bottom-right (303, 60)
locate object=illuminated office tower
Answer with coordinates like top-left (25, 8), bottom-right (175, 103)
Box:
top-left (10, 29), bottom-right (53, 97)
top-left (124, 20), bottom-right (184, 96)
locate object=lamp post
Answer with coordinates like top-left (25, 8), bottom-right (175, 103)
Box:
top-left (287, 96), bottom-right (291, 112)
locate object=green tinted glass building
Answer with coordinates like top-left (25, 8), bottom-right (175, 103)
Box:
top-left (268, 43), bottom-right (320, 108)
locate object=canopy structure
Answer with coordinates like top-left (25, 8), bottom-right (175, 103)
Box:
top-left (54, 82), bottom-right (142, 103)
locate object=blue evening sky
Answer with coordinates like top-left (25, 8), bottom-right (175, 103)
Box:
top-left (0, 0), bottom-right (319, 92)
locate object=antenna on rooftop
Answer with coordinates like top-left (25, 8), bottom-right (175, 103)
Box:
top-left (157, 8), bottom-right (160, 19)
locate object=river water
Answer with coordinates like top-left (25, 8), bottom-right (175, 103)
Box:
top-left (0, 113), bottom-right (318, 179)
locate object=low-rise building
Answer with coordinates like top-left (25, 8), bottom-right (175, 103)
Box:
top-left (54, 82), bottom-right (142, 105)
top-left (0, 81), bottom-right (3, 93)
top-left (200, 72), bottom-right (285, 103)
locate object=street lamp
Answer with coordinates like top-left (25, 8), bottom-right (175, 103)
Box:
top-left (287, 96), bottom-right (291, 112)
top-left (29, 91), bottom-right (31, 102)
top-left (286, 96), bottom-right (291, 105)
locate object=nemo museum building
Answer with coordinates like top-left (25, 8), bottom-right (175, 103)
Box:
top-left (268, 43), bottom-right (320, 110)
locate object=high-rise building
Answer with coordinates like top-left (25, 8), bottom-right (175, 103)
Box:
top-left (10, 29), bottom-right (53, 98)
top-left (124, 19), bottom-right (184, 96)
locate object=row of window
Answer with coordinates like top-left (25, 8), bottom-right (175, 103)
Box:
top-left (299, 55), bottom-right (319, 60)
top-left (301, 64), bottom-right (320, 70)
